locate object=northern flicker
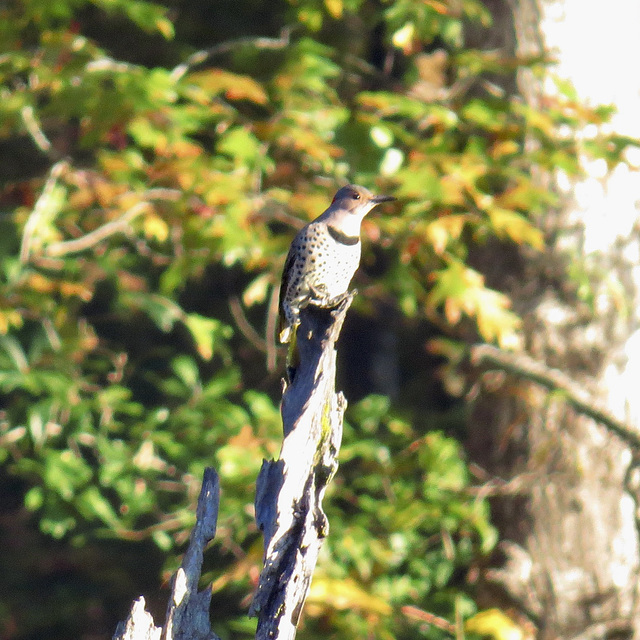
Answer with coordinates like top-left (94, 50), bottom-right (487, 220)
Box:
top-left (278, 184), bottom-right (395, 344)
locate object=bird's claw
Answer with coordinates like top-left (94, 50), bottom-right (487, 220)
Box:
top-left (307, 285), bottom-right (351, 309)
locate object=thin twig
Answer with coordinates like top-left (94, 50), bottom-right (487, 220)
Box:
top-left (467, 469), bottom-right (541, 498)
top-left (470, 343), bottom-right (640, 449)
top-left (86, 58), bottom-right (140, 74)
top-left (229, 295), bottom-right (267, 352)
top-left (115, 515), bottom-right (187, 542)
top-left (43, 189), bottom-right (181, 257)
top-left (21, 105), bottom-right (53, 154)
top-left (402, 605), bottom-right (456, 634)
top-left (265, 282), bottom-right (280, 372)
top-left (170, 27), bottom-right (293, 82)
top-left (45, 201), bottom-right (150, 257)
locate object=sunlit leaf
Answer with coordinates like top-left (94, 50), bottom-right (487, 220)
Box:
top-left (486, 207), bottom-right (544, 250)
top-left (325, 0), bottom-right (343, 19)
top-left (242, 273), bottom-right (271, 306)
top-left (142, 212), bottom-right (170, 242)
top-left (308, 577), bottom-right (392, 615)
top-left (465, 609), bottom-right (526, 640)
top-left (188, 69), bottom-right (268, 104)
top-left (184, 313), bottom-right (233, 360)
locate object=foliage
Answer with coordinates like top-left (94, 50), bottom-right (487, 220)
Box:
top-left (0, 0), bottom-right (634, 638)
top-left (308, 395), bottom-right (496, 639)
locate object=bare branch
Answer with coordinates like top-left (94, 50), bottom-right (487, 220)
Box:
top-left (470, 343), bottom-right (640, 449)
top-left (113, 468), bottom-right (221, 640)
top-left (163, 467), bottom-right (221, 640)
top-left (43, 189), bottom-right (181, 258)
top-left (113, 598), bottom-right (161, 640)
top-left (45, 201), bottom-right (150, 257)
top-left (21, 105), bottom-right (54, 154)
top-left (170, 28), bottom-right (293, 82)
top-left (229, 295), bottom-right (267, 352)
top-left (86, 58), bottom-right (140, 74)
top-left (402, 605), bottom-right (456, 634)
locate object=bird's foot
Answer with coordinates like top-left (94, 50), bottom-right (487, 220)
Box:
top-left (307, 285), bottom-right (352, 309)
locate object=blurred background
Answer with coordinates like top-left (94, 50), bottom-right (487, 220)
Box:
top-left (1, 0), bottom-right (638, 638)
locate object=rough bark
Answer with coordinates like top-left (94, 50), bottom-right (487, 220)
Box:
top-left (113, 297), bottom-right (351, 640)
top-left (113, 468), bottom-right (221, 640)
top-left (466, 1), bottom-right (640, 638)
top-left (250, 296), bottom-right (351, 639)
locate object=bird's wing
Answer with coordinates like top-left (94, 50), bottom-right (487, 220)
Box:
top-left (277, 243), bottom-right (297, 338)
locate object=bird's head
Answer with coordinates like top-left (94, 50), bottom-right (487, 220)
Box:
top-left (323, 184), bottom-right (395, 237)
top-left (331, 184), bottom-right (395, 217)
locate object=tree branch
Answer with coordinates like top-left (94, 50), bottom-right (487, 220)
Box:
top-left (170, 28), bottom-right (293, 82)
top-left (470, 343), bottom-right (640, 449)
top-left (20, 105), bottom-right (54, 156)
top-left (43, 189), bottom-right (181, 257)
top-left (229, 295), bottom-right (267, 353)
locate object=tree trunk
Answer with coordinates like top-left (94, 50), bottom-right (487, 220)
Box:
top-left (468, 1), bottom-right (640, 638)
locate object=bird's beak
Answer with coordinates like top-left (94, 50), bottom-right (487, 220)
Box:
top-left (371, 195), bottom-right (396, 204)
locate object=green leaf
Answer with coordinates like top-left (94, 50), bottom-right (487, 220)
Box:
top-left (77, 486), bottom-right (120, 528)
top-left (184, 313), bottom-right (232, 360)
top-left (218, 126), bottom-right (263, 167)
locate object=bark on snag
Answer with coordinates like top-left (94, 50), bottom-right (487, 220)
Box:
top-left (113, 296), bottom-right (352, 640)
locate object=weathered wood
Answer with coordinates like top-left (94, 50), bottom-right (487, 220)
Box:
top-left (114, 296), bottom-right (351, 640)
top-left (113, 468), bottom-right (221, 640)
top-left (113, 598), bottom-right (161, 640)
top-left (250, 295), bottom-right (352, 640)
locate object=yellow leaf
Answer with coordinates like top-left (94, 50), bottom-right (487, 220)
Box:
top-left (142, 213), bottom-right (169, 242)
top-left (474, 288), bottom-right (521, 348)
top-left (465, 609), bottom-right (526, 640)
top-left (0, 310), bottom-right (23, 335)
top-left (444, 297), bottom-right (461, 324)
top-left (487, 207), bottom-right (544, 250)
top-left (155, 17), bottom-right (174, 40)
top-left (424, 215), bottom-right (468, 254)
top-left (308, 576), bottom-right (392, 615)
top-left (184, 314), bottom-right (215, 360)
top-left (439, 175), bottom-right (466, 206)
top-left (59, 281), bottom-right (93, 301)
top-left (428, 261), bottom-right (522, 348)
top-left (392, 23), bottom-right (416, 54)
top-left (243, 273), bottom-right (271, 306)
top-left (491, 140), bottom-right (519, 159)
top-left (325, 0), bottom-right (343, 18)
top-left (424, 0), bottom-right (450, 14)
top-left (27, 273), bottom-right (56, 294)
top-left (183, 313), bottom-right (231, 360)
top-left (188, 69), bottom-right (268, 105)
top-left (133, 440), bottom-right (166, 471)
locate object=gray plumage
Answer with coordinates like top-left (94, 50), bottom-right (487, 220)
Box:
top-left (278, 184), bottom-right (395, 343)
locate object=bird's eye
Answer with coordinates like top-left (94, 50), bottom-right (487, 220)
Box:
top-left (353, 193), bottom-right (360, 200)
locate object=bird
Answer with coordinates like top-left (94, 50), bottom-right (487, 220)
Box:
top-left (278, 184), bottom-right (395, 344)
